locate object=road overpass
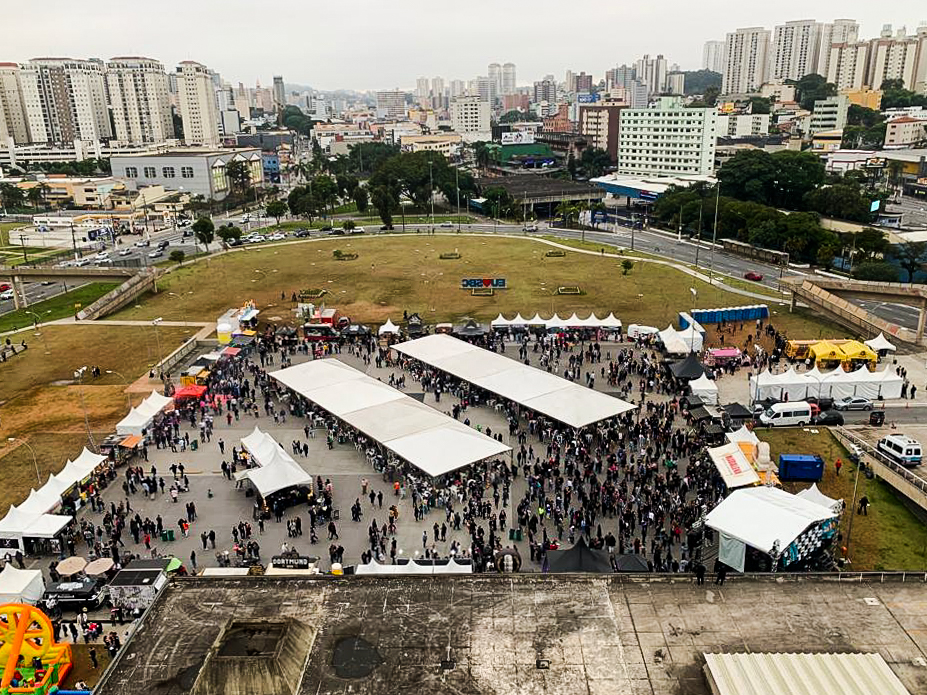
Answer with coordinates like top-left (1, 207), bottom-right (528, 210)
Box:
top-left (783, 276), bottom-right (926, 346)
top-left (0, 267), bottom-right (141, 309)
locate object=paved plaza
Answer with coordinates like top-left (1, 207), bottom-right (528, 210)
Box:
top-left (48, 339), bottom-right (672, 578)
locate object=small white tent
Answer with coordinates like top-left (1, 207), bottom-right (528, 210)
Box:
top-left (689, 374), bottom-right (719, 405)
top-left (378, 319), bottom-right (399, 335)
top-left (864, 332), bottom-right (896, 353)
top-left (0, 565), bottom-right (45, 604)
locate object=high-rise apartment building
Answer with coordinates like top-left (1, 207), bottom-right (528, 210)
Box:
top-left (826, 42), bottom-right (870, 90)
top-left (579, 103), bottom-right (623, 161)
top-left (17, 57), bottom-right (112, 145)
top-left (0, 64), bottom-right (30, 144)
top-left (415, 77), bottom-right (430, 102)
top-left (449, 96), bottom-right (490, 141)
top-left (375, 90), bottom-right (407, 119)
top-left (502, 63), bottom-right (516, 95)
top-left (606, 65), bottom-right (636, 91)
top-left (476, 76), bottom-right (496, 105)
top-left (666, 72), bottom-right (686, 95)
top-left (722, 27), bottom-right (771, 94)
top-left (533, 79), bottom-right (556, 104)
top-left (618, 96), bottom-right (717, 176)
top-left (703, 41), bottom-right (725, 73)
top-left (771, 20), bottom-right (822, 81)
top-left (272, 75), bottom-right (285, 111)
top-left (868, 26), bottom-right (924, 91)
top-left (488, 63), bottom-right (502, 102)
top-left (176, 61), bottom-right (220, 147)
top-left (449, 80), bottom-right (465, 98)
top-left (635, 54), bottom-right (667, 95)
top-left (571, 72), bottom-right (593, 93)
top-left (105, 57), bottom-right (173, 145)
top-left (815, 19), bottom-right (860, 76)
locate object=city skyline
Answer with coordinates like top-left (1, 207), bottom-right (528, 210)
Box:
top-left (4, 1), bottom-right (917, 90)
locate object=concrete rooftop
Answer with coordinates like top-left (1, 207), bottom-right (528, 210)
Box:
top-left (95, 575), bottom-right (927, 695)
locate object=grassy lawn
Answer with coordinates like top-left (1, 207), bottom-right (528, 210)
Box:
top-left (0, 221), bottom-right (27, 246)
top-left (0, 283), bottom-right (118, 332)
top-left (0, 323), bottom-right (190, 509)
top-left (758, 428), bottom-right (927, 571)
top-left (107, 235), bottom-right (843, 330)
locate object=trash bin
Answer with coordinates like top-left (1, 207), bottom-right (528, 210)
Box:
top-left (160, 531), bottom-right (169, 542)
top-left (167, 529), bottom-right (175, 541)
top-left (191, 440), bottom-right (199, 451)
top-left (508, 528), bottom-right (522, 541)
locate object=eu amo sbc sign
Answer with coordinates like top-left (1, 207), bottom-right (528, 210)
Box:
top-left (461, 278), bottom-right (507, 289)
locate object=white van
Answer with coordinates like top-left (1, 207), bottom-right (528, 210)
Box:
top-left (759, 401), bottom-right (813, 427)
top-left (877, 435), bottom-right (922, 467)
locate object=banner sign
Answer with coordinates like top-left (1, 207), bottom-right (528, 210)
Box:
top-left (271, 555), bottom-right (313, 569)
top-left (461, 278), bottom-right (507, 289)
top-left (500, 131), bottom-right (535, 145)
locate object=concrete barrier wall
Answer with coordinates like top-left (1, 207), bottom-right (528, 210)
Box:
top-left (76, 270), bottom-right (158, 321)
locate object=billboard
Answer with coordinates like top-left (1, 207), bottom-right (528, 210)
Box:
top-left (577, 93), bottom-right (599, 104)
top-left (461, 278), bottom-right (507, 289)
top-left (500, 131), bottom-right (535, 145)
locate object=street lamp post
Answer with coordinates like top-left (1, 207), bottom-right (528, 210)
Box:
top-left (708, 182), bottom-right (720, 285)
top-left (73, 366), bottom-right (96, 451)
top-left (455, 167), bottom-right (461, 233)
top-left (151, 318), bottom-right (164, 372)
top-left (106, 369), bottom-right (132, 411)
top-left (7, 438), bottom-right (41, 485)
top-left (428, 160), bottom-right (435, 233)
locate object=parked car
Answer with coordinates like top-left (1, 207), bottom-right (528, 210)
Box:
top-left (813, 410), bottom-right (845, 426)
top-left (439, 221), bottom-right (453, 228)
top-left (320, 224), bottom-right (333, 231)
top-left (226, 238), bottom-right (243, 247)
top-left (118, 247), bottom-right (132, 256)
top-left (73, 258), bottom-right (92, 267)
top-left (744, 271), bottom-right (764, 281)
top-left (156, 239), bottom-right (169, 249)
top-left (348, 226), bottom-right (365, 235)
top-left (0, 290), bottom-right (13, 301)
top-left (834, 396), bottom-right (873, 411)
top-left (148, 249), bottom-right (164, 258)
top-left (95, 250), bottom-right (110, 260)
top-left (0, 283), bottom-right (10, 292)
top-left (134, 239), bottom-right (149, 247)
top-left (328, 229), bottom-right (345, 236)
top-left (380, 225), bottom-right (393, 231)
top-left (523, 224), bottom-right (539, 232)
top-left (293, 228), bottom-right (311, 237)
top-left (268, 232), bottom-right (286, 241)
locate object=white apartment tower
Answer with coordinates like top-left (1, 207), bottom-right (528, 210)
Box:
top-left (502, 63), bottom-right (516, 95)
top-left (826, 42), bottom-right (871, 90)
top-left (868, 27), bottom-right (924, 91)
top-left (176, 61), bottom-right (220, 147)
top-left (375, 90), bottom-right (407, 118)
top-left (272, 75), bottom-right (285, 111)
top-left (635, 54), bottom-right (668, 94)
top-left (771, 20), bottom-right (822, 81)
top-left (815, 19), bottom-right (860, 76)
top-left (0, 63), bottom-right (30, 144)
top-left (449, 96), bottom-right (490, 141)
top-left (618, 96), bottom-right (717, 176)
top-left (17, 57), bottom-right (112, 145)
top-left (105, 57), bottom-right (174, 145)
top-left (487, 63), bottom-right (502, 102)
top-left (722, 27), bottom-right (771, 94)
top-left (702, 41), bottom-right (725, 74)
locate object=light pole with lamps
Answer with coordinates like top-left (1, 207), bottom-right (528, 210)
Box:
top-left (151, 318), bottom-right (164, 373)
top-left (7, 438), bottom-right (41, 485)
top-left (106, 369), bottom-right (132, 411)
top-left (168, 291), bottom-right (193, 328)
top-left (23, 310), bottom-right (51, 354)
top-left (73, 366), bottom-right (96, 451)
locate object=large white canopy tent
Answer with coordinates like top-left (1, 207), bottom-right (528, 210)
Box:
top-left (355, 559), bottom-right (473, 575)
top-left (271, 359), bottom-right (510, 477)
top-left (393, 334), bottom-right (635, 429)
top-left (688, 374), bottom-right (719, 405)
top-left (490, 312), bottom-right (622, 330)
top-left (706, 486), bottom-right (838, 572)
top-left (236, 427), bottom-right (313, 497)
top-left (749, 366), bottom-right (903, 402)
top-left (116, 391), bottom-right (173, 436)
top-left (0, 504), bottom-right (72, 552)
top-left (0, 565), bottom-right (45, 604)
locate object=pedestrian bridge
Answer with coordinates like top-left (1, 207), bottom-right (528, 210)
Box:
top-left (782, 276), bottom-right (925, 345)
top-left (0, 267), bottom-right (143, 310)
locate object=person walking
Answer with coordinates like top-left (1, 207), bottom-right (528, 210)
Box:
top-left (89, 646), bottom-right (98, 669)
top-left (327, 521), bottom-right (338, 540)
top-left (835, 458), bottom-right (842, 477)
top-left (190, 550), bottom-right (197, 572)
top-left (694, 562), bottom-right (706, 585)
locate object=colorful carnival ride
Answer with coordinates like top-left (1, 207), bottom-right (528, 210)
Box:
top-left (0, 603), bottom-right (71, 694)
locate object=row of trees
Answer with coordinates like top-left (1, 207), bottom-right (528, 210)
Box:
top-left (717, 149), bottom-right (883, 223)
top-left (0, 182), bottom-right (51, 211)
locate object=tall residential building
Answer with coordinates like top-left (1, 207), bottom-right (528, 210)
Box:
top-left (272, 75), bottom-right (285, 111)
top-left (533, 78), bottom-right (557, 104)
top-left (449, 96), bottom-right (490, 141)
top-left (703, 41), bottom-right (725, 73)
top-left (17, 57), bottom-right (112, 145)
top-left (666, 72), bottom-right (686, 95)
top-left (579, 103), bottom-right (623, 161)
top-left (771, 20), bottom-right (822, 81)
top-left (810, 94), bottom-right (849, 134)
top-left (449, 80), bottom-right (465, 98)
top-left (475, 76), bottom-right (496, 104)
top-left (617, 96), bottom-right (717, 176)
top-left (0, 64), bottom-right (30, 144)
top-left (635, 54), bottom-right (667, 94)
top-left (488, 63), bottom-right (502, 102)
top-left (722, 27), bottom-right (771, 94)
top-left (826, 42), bottom-right (870, 90)
top-left (867, 27), bottom-right (924, 91)
top-left (502, 63), bottom-right (516, 95)
top-left (815, 19), bottom-right (860, 75)
top-left (375, 90), bottom-right (407, 118)
top-left (415, 76), bottom-right (430, 105)
top-left (176, 61), bottom-right (220, 147)
top-left (606, 65), bottom-right (636, 90)
top-left (571, 72), bottom-right (593, 93)
top-left (105, 57), bottom-right (173, 145)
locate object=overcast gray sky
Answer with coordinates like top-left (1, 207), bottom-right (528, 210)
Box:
top-left (5, 1), bottom-right (918, 90)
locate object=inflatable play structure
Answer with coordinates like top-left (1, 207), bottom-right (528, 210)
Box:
top-left (0, 603), bottom-right (71, 694)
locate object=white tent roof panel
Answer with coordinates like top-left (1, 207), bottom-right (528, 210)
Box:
top-left (387, 425), bottom-right (509, 478)
top-left (394, 334), bottom-right (635, 428)
top-left (347, 399), bottom-right (448, 443)
top-left (865, 332), bottom-right (897, 352)
top-left (708, 443), bottom-right (760, 489)
top-left (0, 566), bottom-right (45, 604)
top-left (302, 379), bottom-right (405, 417)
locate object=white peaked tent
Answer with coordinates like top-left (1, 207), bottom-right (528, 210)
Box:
top-left (658, 325), bottom-right (690, 355)
top-left (491, 313), bottom-right (512, 327)
top-left (0, 565), bottom-right (45, 604)
top-left (378, 319), bottom-right (399, 335)
top-left (751, 367), bottom-right (904, 402)
top-left (355, 559), bottom-right (473, 575)
top-left (236, 427), bottom-right (312, 497)
top-left (796, 484), bottom-right (843, 514)
top-left (865, 332), bottom-right (896, 353)
top-left (600, 313), bottom-right (622, 329)
top-left (689, 374), bottom-right (719, 405)
top-left (0, 504), bottom-right (72, 553)
top-left (116, 391), bottom-right (172, 435)
top-left (490, 313), bottom-right (621, 329)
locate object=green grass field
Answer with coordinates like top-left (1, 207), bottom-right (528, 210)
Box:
top-left (105, 235), bottom-right (831, 335)
top-left (758, 428), bottom-right (927, 571)
top-left (0, 283), bottom-right (119, 333)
